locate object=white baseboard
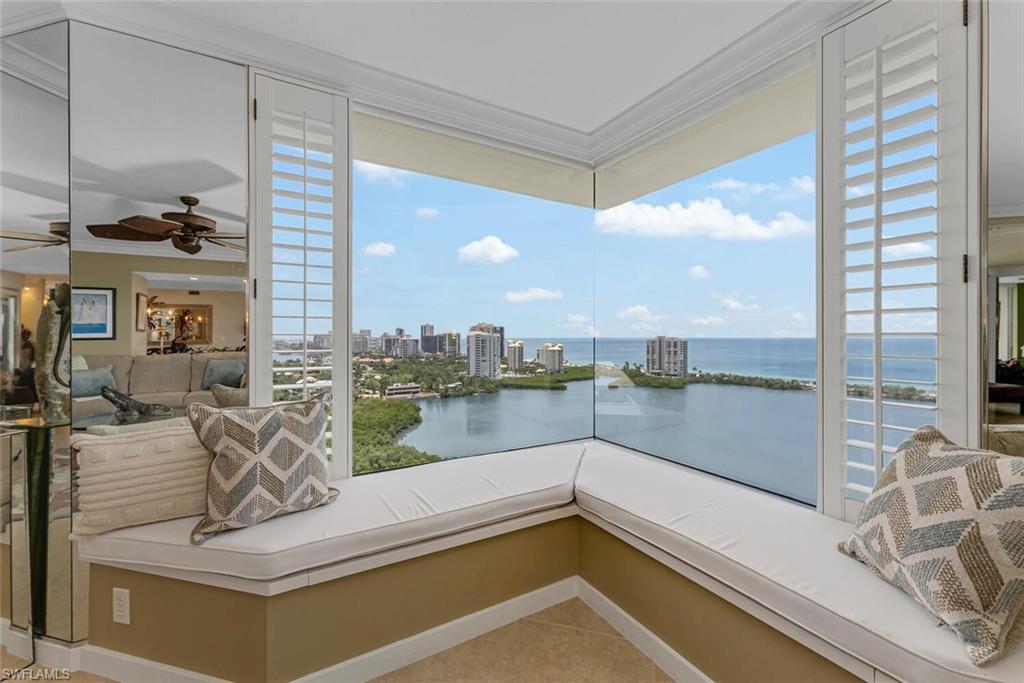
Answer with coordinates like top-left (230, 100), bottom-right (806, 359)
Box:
top-left (576, 579), bottom-right (712, 683)
top-left (78, 645), bottom-right (226, 683)
top-left (295, 576), bottom-right (579, 683)
top-left (0, 619), bottom-right (84, 672)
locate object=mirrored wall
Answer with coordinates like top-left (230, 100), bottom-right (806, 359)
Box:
top-left (984, 0), bottom-right (1024, 456)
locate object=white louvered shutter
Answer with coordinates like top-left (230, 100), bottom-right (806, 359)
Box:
top-left (252, 75), bottom-right (349, 471)
top-left (822, 1), bottom-right (967, 520)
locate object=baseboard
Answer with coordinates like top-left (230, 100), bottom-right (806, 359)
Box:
top-left (78, 645), bottom-right (226, 683)
top-left (295, 576), bottom-right (579, 682)
top-left (576, 579), bottom-right (712, 683)
top-left (0, 619), bottom-right (85, 672)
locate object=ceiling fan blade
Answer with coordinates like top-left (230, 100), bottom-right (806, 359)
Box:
top-left (204, 237), bottom-right (247, 252)
top-left (172, 235), bottom-right (202, 255)
top-left (119, 215), bottom-right (181, 234)
top-left (88, 224), bottom-right (170, 241)
top-left (205, 232), bottom-right (246, 239)
top-left (1, 230), bottom-right (63, 243)
top-left (3, 241), bottom-right (60, 253)
top-left (161, 211), bottom-right (216, 231)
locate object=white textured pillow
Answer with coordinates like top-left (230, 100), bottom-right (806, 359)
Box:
top-left (72, 426), bottom-right (212, 535)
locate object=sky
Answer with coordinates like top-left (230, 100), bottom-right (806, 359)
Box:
top-left (352, 131), bottom-right (817, 340)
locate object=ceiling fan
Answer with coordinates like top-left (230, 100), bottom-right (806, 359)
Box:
top-left (1, 221), bottom-right (70, 253)
top-left (86, 196), bottom-right (245, 256)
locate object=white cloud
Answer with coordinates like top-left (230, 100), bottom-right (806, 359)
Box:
top-left (562, 313), bottom-right (600, 337)
top-left (688, 265), bottom-right (712, 279)
top-left (710, 178), bottom-right (779, 200)
top-left (617, 304), bottom-right (666, 332)
top-left (505, 287), bottom-right (564, 303)
top-left (718, 296), bottom-right (760, 312)
top-left (353, 160), bottom-right (410, 186)
top-left (787, 175), bottom-right (815, 196)
top-left (416, 207), bottom-right (439, 219)
top-left (882, 241), bottom-right (933, 259)
top-left (847, 184), bottom-right (872, 198)
top-left (457, 235), bottom-right (519, 264)
top-left (363, 242), bottom-right (396, 257)
top-left (691, 316), bottom-right (726, 327)
top-left (594, 198), bottom-right (812, 241)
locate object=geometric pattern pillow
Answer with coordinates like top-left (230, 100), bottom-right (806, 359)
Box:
top-left (186, 394), bottom-right (338, 545)
top-left (840, 426), bottom-right (1024, 666)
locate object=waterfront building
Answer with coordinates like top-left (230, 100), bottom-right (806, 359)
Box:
top-left (397, 336), bottom-right (420, 358)
top-left (646, 336), bottom-right (688, 376)
top-left (507, 340), bottom-right (524, 372)
top-left (441, 330), bottom-right (461, 357)
top-left (311, 333), bottom-right (333, 350)
top-left (470, 322), bottom-right (505, 358)
top-left (468, 330), bottom-right (501, 377)
top-left (537, 343), bottom-right (564, 373)
top-left (385, 382), bottom-right (421, 397)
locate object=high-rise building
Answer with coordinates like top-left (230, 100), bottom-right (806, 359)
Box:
top-left (358, 329), bottom-right (372, 337)
top-left (468, 330), bottom-right (501, 378)
top-left (646, 336), bottom-right (688, 376)
top-left (311, 333), bottom-right (333, 350)
top-left (441, 330), bottom-right (461, 357)
top-left (351, 333), bottom-right (369, 354)
top-left (470, 322), bottom-right (505, 358)
top-left (395, 327), bottom-right (405, 337)
top-left (421, 334), bottom-right (440, 354)
top-left (507, 340), bottom-right (524, 372)
top-left (537, 343), bottom-right (564, 373)
top-left (397, 336), bottom-right (420, 358)
top-left (420, 323), bottom-right (434, 338)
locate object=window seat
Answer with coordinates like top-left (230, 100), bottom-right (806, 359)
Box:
top-left (575, 440), bottom-right (1024, 683)
top-left (76, 441), bottom-right (586, 582)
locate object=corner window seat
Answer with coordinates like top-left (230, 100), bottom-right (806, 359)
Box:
top-left (575, 440), bottom-right (1024, 683)
top-left (76, 442), bottom-right (585, 582)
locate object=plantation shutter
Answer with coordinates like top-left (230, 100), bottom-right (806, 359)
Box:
top-left (252, 74), bottom-right (350, 473)
top-left (821, 0), bottom-right (968, 520)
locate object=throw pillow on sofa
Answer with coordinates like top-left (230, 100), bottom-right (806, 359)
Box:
top-left (210, 383), bottom-right (249, 407)
top-left (71, 364), bottom-right (115, 398)
top-left (201, 358), bottom-right (246, 390)
top-left (187, 393), bottom-right (337, 544)
top-left (72, 426), bottom-right (212, 535)
top-left (840, 425), bottom-right (1024, 666)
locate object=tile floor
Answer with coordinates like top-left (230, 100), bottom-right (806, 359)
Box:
top-left (374, 598), bottom-right (672, 682)
top-left (1, 646), bottom-right (112, 682)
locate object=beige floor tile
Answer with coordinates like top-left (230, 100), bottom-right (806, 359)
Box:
top-left (374, 621), bottom-right (521, 682)
top-left (527, 597), bottom-right (621, 637)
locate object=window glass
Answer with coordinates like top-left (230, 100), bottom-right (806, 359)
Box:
top-left (352, 161), bottom-right (594, 475)
top-left (594, 132), bottom-right (818, 504)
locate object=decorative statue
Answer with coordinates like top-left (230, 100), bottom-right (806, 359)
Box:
top-left (100, 386), bottom-right (174, 422)
top-left (34, 283), bottom-right (71, 422)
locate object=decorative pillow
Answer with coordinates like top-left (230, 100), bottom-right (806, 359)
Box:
top-left (71, 355), bottom-right (89, 371)
top-left (71, 365), bottom-right (115, 398)
top-left (187, 394), bottom-right (337, 544)
top-left (840, 426), bottom-right (1024, 666)
top-left (210, 383), bottom-right (249, 408)
top-left (201, 358), bottom-right (246, 390)
top-left (72, 426), bottom-right (211, 535)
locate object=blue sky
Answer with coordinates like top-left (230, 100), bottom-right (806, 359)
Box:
top-left (353, 131), bottom-right (816, 339)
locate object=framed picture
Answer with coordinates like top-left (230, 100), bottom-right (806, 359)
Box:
top-left (71, 288), bottom-right (116, 340)
top-left (135, 292), bottom-right (148, 332)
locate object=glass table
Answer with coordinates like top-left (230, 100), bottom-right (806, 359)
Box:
top-left (71, 407), bottom-right (187, 431)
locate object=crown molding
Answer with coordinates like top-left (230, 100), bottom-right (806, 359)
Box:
top-left (12, 1), bottom-right (872, 169)
top-left (0, 2), bottom-right (65, 38)
top-left (1, 33), bottom-right (68, 98)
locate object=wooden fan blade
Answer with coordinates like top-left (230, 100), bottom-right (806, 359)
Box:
top-left (172, 235), bottom-right (202, 255)
top-left (119, 215), bottom-right (181, 234)
top-left (204, 237), bottom-right (246, 252)
top-left (204, 232), bottom-right (246, 239)
top-left (3, 241), bottom-right (61, 253)
top-left (161, 211), bottom-right (216, 231)
top-left (1, 230), bottom-right (63, 243)
top-left (88, 224), bottom-right (170, 241)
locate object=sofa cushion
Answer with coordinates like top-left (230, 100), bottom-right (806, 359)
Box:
top-left (190, 352), bottom-right (247, 392)
top-left (574, 441), bottom-right (1024, 683)
top-left (72, 427), bottom-right (211, 535)
top-left (71, 365), bottom-right (115, 398)
top-left (76, 442), bottom-right (585, 579)
top-left (201, 358), bottom-right (245, 390)
top-left (81, 355), bottom-right (132, 392)
top-left (130, 354), bottom-right (192, 395)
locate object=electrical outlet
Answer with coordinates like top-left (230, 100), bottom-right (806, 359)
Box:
top-left (112, 587), bottom-right (130, 625)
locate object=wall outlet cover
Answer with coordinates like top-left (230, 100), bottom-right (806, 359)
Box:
top-left (113, 587), bottom-right (130, 625)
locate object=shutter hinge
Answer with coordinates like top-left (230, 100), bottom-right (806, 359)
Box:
top-left (253, 98), bottom-right (258, 120)
top-left (963, 254), bottom-right (969, 283)
top-left (963, 0), bottom-right (968, 27)
top-left (252, 278), bottom-right (257, 299)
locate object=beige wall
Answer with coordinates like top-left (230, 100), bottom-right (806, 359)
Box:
top-left (148, 288), bottom-right (246, 350)
top-left (70, 252), bottom-right (244, 356)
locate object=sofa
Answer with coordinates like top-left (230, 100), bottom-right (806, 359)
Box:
top-left (71, 351), bottom-right (247, 419)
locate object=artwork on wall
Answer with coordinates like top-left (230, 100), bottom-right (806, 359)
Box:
top-left (70, 287), bottom-right (115, 339)
top-left (135, 292), bottom-right (148, 332)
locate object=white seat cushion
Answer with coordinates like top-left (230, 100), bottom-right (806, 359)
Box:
top-left (574, 441), bottom-right (1024, 683)
top-left (77, 442), bottom-right (585, 580)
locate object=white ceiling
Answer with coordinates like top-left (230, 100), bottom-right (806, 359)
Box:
top-left (988, 0), bottom-right (1024, 219)
top-left (171, 1), bottom-right (792, 133)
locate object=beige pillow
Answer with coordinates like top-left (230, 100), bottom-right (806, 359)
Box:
top-left (72, 426), bottom-right (211, 535)
top-left (210, 383), bottom-right (249, 408)
top-left (840, 426), bottom-right (1024, 666)
top-left (187, 394), bottom-right (337, 544)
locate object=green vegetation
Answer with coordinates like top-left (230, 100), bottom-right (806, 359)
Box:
top-left (497, 365), bottom-right (595, 390)
top-left (352, 397), bottom-right (441, 474)
top-left (848, 383), bottom-right (936, 403)
top-left (612, 363), bottom-right (812, 391)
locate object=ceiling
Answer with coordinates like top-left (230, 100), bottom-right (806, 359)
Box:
top-left (988, 0), bottom-right (1024, 219)
top-left (172, 1), bottom-right (792, 133)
